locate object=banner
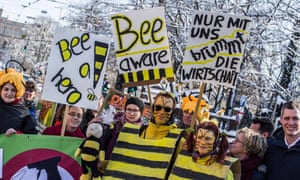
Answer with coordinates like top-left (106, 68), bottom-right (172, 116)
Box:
top-left (111, 7), bottom-right (174, 87)
top-left (0, 134), bottom-right (82, 179)
top-left (180, 11), bottom-right (251, 88)
top-left (42, 27), bottom-right (110, 110)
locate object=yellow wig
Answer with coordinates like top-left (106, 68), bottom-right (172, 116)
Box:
top-left (0, 68), bottom-right (25, 98)
top-left (182, 95), bottom-right (211, 123)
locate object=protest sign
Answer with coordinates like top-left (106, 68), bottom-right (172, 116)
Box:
top-left (111, 7), bottom-right (174, 87)
top-left (42, 28), bottom-right (110, 110)
top-left (180, 11), bottom-right (251, 88)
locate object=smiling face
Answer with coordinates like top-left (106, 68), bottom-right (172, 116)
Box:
top-left (280, 108), bottom-right (300, 139)
top-left (194, 128), bottom-right (216, 155)
top-left (125, 104), bottom-right (142, 123)
top-left (153, 95), bottom-right (174, 126)
top-left (23, 89), bottom-right (36, 102)
top-left (1, 83), bottom-right (17, 103)
top-left (23, 80), bottom-right (37, 102)
top-left (66, 106), bottom-right (83, 132)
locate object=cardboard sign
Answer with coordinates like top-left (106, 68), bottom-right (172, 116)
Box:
top-left (42, 28), bottom-right (110, 110)
top-left (111, 7), bottom-right (174, 87)
top-left (180, 11), bottom-right (251, 88)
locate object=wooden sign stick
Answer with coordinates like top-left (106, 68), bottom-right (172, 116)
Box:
top-left (60, 105), bottom-right (69, 136)
top-left (190, 83), bottom-right (206, 128)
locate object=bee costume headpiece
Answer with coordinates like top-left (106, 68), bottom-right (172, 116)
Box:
top-left (0, 68), bottom-right (26, 98)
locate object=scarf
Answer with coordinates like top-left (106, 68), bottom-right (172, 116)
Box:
top-left (143, 121), bottom-right (176, 139)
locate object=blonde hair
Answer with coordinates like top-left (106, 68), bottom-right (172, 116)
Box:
top-left (238, 127), bottom-right (267, 158)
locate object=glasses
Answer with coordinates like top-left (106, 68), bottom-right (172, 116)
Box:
top-left (233, 137), bottom-right (246, 145)
top-left (126, 108), bottom-right (140, 114)
top-left (154, 105), bottom-right (172, 112)
top-left (68, 112), bottom-right (82, 119)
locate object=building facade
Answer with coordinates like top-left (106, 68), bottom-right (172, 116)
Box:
top-left (0, 8), bottom-right (26, 68)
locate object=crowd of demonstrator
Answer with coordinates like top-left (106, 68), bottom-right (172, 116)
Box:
top-left (2, 68), bottom-right (300, 180)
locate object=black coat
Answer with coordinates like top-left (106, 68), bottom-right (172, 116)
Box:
top-left (265, 127), bottom-right (300, 180)
top-left (0, 99), bottom-right (37, 134)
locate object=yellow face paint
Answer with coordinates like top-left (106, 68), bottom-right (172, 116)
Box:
top-left (194, 128), bottom-right (216, 155)
top-left (153, 96), bottom-right (174, 126)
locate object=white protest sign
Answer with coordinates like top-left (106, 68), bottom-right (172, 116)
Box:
top-left (180, 11), bottom-right (251, 88)
top-left (111, 7), bottom-right (174, 87)
top-left (42, 28), bottom-right (110, 110)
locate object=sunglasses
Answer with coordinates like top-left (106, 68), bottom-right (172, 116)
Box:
top-left (154, 105), bottom-right (172, 112)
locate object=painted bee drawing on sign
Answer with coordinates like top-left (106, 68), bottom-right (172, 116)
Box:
top-left (87, 88), bottom-right (98, 101)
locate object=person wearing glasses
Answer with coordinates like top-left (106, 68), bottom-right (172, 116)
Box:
top-left (230, 127), bottom-right (267, 180)
top-left (103, 92), bottom-right (183, 179)
top-left (0, 68), bottom-right (38, 136)
top-left (42, 105), bottom-right (85, 138)
top-left (139, 91), bottom-right (177, 139)
top-left (103, 96), bottom-right (145, 160)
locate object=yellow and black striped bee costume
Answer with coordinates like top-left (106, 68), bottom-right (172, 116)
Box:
top-left (169, 151), bottom-right (240, 180)
top-left (103, 123), bottom-right (182, 179)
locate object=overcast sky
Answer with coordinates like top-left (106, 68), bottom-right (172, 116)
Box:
top-left (0, 0), bottom-right (70, 23)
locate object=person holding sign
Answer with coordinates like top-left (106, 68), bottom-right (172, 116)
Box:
top-left (89, 96), bottom-right (144, 175)
top-left (0, 68), bottom-right (38, 136)
top-left (103, 92), bottom-right (182, 179)
top-left (139, 91), bottom-right (177, 139)
top-left (42, 105), bottom-right (85, 138)
top-left (169, 119), bottom-right (239, 180)
top-left (104, 96), bottom-right (145, 160)
top-left (180, 95), bottom-right (205, 129)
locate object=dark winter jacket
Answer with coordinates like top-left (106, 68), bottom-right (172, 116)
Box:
top-left (240, 155), bottom-right (265, 180)
top-left (265, 127), bottom-right (300, 180)
top-left (0, 98), bottom-right (38, 134)
top-left (23, 99), bottom-right (36, 120)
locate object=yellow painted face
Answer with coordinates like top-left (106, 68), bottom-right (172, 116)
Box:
top-left (194, 128), bottom-right (216, 155)
top-left (153, 95), bottom-right (174, 126)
